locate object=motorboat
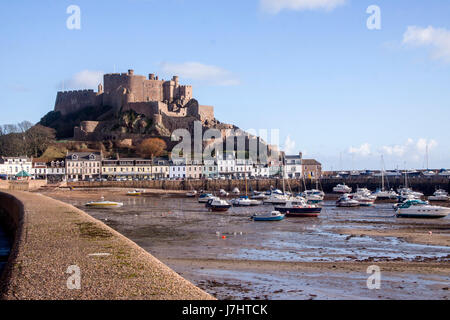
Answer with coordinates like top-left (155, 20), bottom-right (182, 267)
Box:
top-left (127, 189), bottom-right (144, 196)
top-left (250, 191), bottom-right (267, 200)
top-left (301, 189), bottom-right (325, 204)
top-left (428, 189), bottom-right (449, 202)
top-left (352, 193), bottom-right (375, 206)
top-left (373, 189), bottom-right (398, 200)
top-left (198, 193), bottom-right (216, 203)
top-left (251, 211), bottom-right (285, 221)
top-left (186, 190), bottom-right (197, 197)
top-left (423, 170), bottom-right (436, 176)
top-left (351, 188), bottom-right (376, 206)
top-left (86, 197), bottom-right (123, 208)
top-left (397, 188), bottom-right (424, 202)
top-left (333, 184), bottom-right (352, 194)
top-left (336, 194), bottom-right (360, 207)
top-left (230, 196), bottom-right (261, 207)
top-left (263, 193), bottom-right (291, 205)
top-left (232, 187), bottom-right (240, 195)
top-left (396, 200), bottom-right (450, 219)
top-left (219, 189), bottom-right (229, 197)
top-left (275, 199), bottom-right (321, 217)
top-left (205, 198), bottom-right (231, 212)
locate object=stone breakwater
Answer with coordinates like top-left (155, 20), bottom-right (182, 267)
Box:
top-left (68, 176), bottom-right (450, 196)
top-left (0, 191), bottom-right (213, 300)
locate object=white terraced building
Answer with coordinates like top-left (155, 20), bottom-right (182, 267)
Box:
top-left (217, 153), bottom-right (236, 178)
top-left (1, 156), bottom-right (33, 179)
top-left (169, 160), bottom-right (186, 179)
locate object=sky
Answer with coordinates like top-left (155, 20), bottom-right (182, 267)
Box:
top-left (0, 0), bottom-right (449, 170)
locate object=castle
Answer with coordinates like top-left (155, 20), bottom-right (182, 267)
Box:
top-left (55, 69), bottom-right (214, 121)
top-left (54, 69), bottom-right (220, 142)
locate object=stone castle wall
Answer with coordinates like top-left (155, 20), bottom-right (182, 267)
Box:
top-left (55, 90), bottom-right (102, 115)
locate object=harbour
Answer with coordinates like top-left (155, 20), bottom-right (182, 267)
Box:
top-left (42, 188), bottom-right (450, 300)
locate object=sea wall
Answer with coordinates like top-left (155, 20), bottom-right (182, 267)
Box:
top-left (67, 176), bottom-right (450, 196)
top-left (0, 180), bottom-right (47, 191)
top-left (0, 191), bottom-right (212, 300)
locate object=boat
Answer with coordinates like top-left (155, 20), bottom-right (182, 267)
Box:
top-left (333, 184), bottom-right (352, 193)
top-left (396, 200), bottom-right (450, 219)
top-left (251, 211), bottom-right (285, 221)
top-left (231, 196), bottom-right (261, 207)
top-left (428, 189), bottom-right (449, 202)
top-left (205, 198), bottom-right (231, 212)
top-left (351, 188), bottom-right (376, 206)
top-left (198, 193), bottom-right (216, 203)
top-left (219, 189), bottom-right (229, 197)
top-left (397, 188), bottom-right (424, 202)
top-left (373, 189), bottom-right (398, 200)
top-left (352, 194), bottom-right (375, 206)
top-left (127, 189), bottom-right (144, 196)
top-left (275, 199), bottom-right (322, 217)
top-left (301, 189), bottom-right (325, 204)
top-left (231, 187), bottom-right (240, 195)
top-left (336, 194), bottom-right (360, 207)
top-left (250, 191), bottom-right (267, 200)
top-left (86, 197), bottom-right (123, 208)
top-left (263, 193), bottom-right (291, 205)
top-left (186, 190), bottom-right (197, 197)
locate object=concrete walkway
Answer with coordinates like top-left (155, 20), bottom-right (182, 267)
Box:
top-left (0, 191), bottom-right (213, 300)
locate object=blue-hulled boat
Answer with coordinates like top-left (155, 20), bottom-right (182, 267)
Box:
top-left (252, 211), bottom-right (285, 221)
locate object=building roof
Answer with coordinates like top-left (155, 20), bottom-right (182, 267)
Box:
top-left (66, 152), bottom-right (102, 161)
top-left (302, 159), bottom-right (321, 166)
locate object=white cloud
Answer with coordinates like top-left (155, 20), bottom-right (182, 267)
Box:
top-left (159, 62), bottom-right (240, 86)
top-left (348, 143), bottom-right (371, 157)
top-left (403, 25), bottom-right (450, 63)
top-left (380, 138), bottom-right (438, 158)
top-left (64, 70), bottom-right (104, 89)
top-left (416, 138), bottom-right (438, 153)
top-left (284, 135), bottom-right (296, 154)
top-left (260, 0), bottom-right (347, 14)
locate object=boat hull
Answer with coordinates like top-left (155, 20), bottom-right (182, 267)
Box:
top-left (275, 206), bottom-right (322, 217)
top-left (252, 215), bottom-right (285, 221)
top-left (397, 213), bottom-right (448, 219)
top-left (209, 206), bottom-right (231, 212)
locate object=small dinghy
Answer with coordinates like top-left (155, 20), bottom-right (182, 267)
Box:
top-left (86, 197), bottom-right (123, 208)
top-left (252, 211), bottom-right (285, 221)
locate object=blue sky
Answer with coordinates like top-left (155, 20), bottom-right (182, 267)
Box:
top-left (1, 0), bottom-right (449, 170)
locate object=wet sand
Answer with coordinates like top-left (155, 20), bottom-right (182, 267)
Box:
top-left (40, 188), bottom-right (450, 300)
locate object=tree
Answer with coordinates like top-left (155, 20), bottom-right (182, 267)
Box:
top-left (17, 121), bottom-right (34, 132)
top-left (137, 138), bottom-right (167, 159)
top-left (2, 124), bottom-right (19, 134)
top-left (25, 125), bottom-right (56, 157)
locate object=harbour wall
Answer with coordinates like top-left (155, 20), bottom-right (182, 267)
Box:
top-left (0, 191), bottom-right (213, 300)
top-left (67, 176), bottom-right (450, 196)
top-left (0, 180), bottom-right (48, 191)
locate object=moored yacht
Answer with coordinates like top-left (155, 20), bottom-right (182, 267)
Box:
top-left (333, 184), bottom-right (352, 194)
top-left (428, 189), bottom-right (449, 202)
top-left (198, 193), bottom-right (216, 203)
top-left (205, 198), bottom-right (231, 212)
top-left (275, 198), bottom-right (321, 217)
top-left (336, 194), bottom-right (360, 207)
top-left (396, 200), bottom-right (450, 219)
